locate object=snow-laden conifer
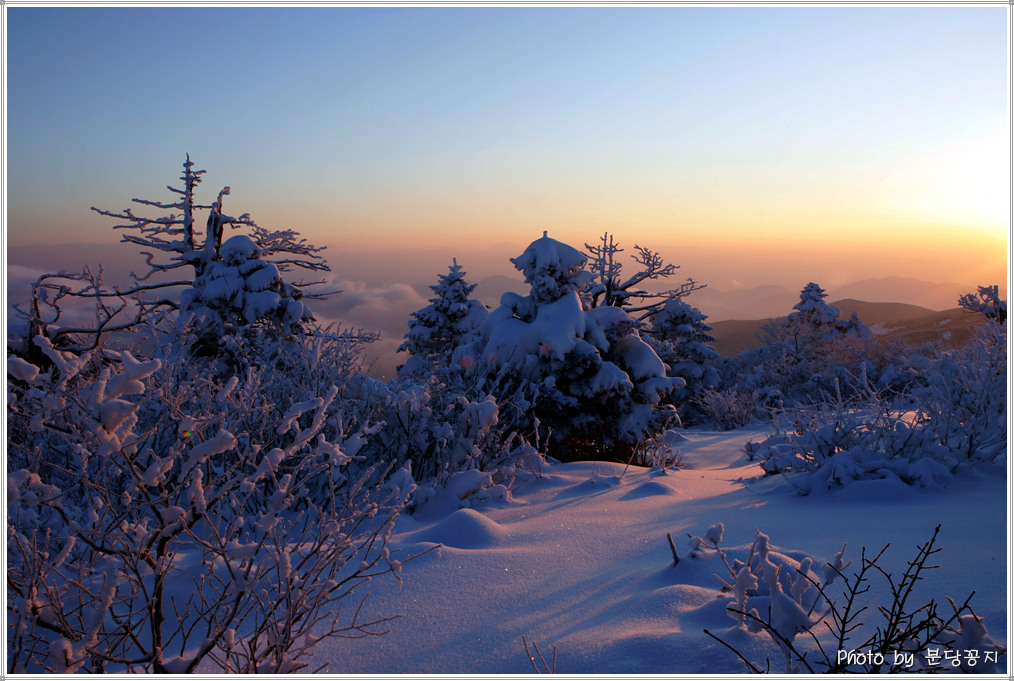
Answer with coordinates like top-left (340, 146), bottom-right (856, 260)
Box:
top-left (10, 157), bottom-right (337, 365)
top-left (646, 298), bottom-right (720, 418)
top-left (397, 258), bottom-right (488, 378)
top-left (456, 232), bottom-right (682, 461)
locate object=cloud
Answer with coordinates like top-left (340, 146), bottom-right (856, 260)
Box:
top-left (311, 280), bottom-right (429, 379)
top-left (7, 264), bottom-right (47, 299)
top-left (315, 280), bottom-right (425, 333)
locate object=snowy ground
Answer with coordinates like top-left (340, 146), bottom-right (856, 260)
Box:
top-left (309, 427), bottom-right (1008, 675)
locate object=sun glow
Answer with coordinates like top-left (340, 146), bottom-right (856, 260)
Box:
top-left (879, 133), bottom-right (1009, 229)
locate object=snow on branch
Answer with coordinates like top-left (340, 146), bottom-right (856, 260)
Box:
top-left (584, 232), bottom-right (705, 320)
top-left (958, 285), bottom-right (1006, 323)
top-left (91, 156), bottom-right (330, 285)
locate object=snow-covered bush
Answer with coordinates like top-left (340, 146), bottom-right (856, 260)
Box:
top-left (700, 525), bottom-right (1005, 673)
top-left (456, 232), bottom-right (682, 462)
top-left (958, 284), bottom-right (1006, 323)
top-left (695, 387), bottom-right (758, 431)
top-left (745, 321), bottom-right (1005, 492)
top-left (907, 320), bottom-right (1006, 464)
top-left (7, 332), bottom-right (416, 673)
top-left (630, 428), bottom-right (686, 468)
top-left (397, 258), bottom-right (488, 379)
top-left (690, 523), bottom-right (836, 672)
top-left (352, 376), bottom-right (531, 503)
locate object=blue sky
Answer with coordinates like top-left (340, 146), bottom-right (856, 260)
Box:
top-left (5, 5), bottom-right (1008, 289)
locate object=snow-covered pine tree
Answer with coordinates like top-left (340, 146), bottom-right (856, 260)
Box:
top-left (456, 232), bottom-right (682, 462)
top-left (767, 282), bottom-right (873, 359)
top-left (397, 258), bottom-right (488, 378)
top-left (742, 282), bottom-right (876, 404)
top-left (785, 282), bottom-right (842, 352)
top-left (86, 156), bottom-right (345, 366)
top-left (646, 297), bottom-right (720, 417)
top-left (92, 156), bottom-right (330, 291)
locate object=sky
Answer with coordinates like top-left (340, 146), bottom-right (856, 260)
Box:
top-left (4, 4), bottom-right (1010, 297)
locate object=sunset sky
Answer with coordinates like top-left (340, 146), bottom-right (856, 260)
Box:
top-left (5, 4), bottom-right (1009, 292)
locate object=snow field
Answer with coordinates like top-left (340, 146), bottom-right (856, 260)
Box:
top-left (309, 427), bottom-right (1008, 674)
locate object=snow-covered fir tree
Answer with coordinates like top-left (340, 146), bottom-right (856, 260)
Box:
top-left (88, 156), bottom-right (333, 353)
top-left (730, 282), bottom-right (877, 405)
top-left (397, 258), bottom-right (488, 378)
top-left (456, 232), bottom-right (682, 462)
top-left (92, 156), bottom-right (330, 290)
top-left (10, 157), bottom-right (337, 372)
top-left (770, 282), bottom-right (873, 358)
top-left (179, 234), bottom-right (316, 355)
top-left (646, 297), bottom-right (720, 417)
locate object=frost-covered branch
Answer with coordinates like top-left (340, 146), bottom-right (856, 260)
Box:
top-left (7, 333), bottom-right (415, 673)
top-left (958, 284), bottom-right (1006, 323)
top-left (91, 155), bottom-right (331, 303)
top-left (584, 233), bottom-right (705, 319)
top-left (9, 268), bottom-right (177, 362)
top-left (697, 525), bottom-right (1004, 674)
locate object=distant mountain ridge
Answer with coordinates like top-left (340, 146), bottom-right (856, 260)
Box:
top-left (692, 276), bottom-right (993, 323)
top-left (831, 299), bottom-right (936, 325)
top-left (709, 300), bottom-right (987, 357)
top-left (832, 276), bottom-right (993, 312)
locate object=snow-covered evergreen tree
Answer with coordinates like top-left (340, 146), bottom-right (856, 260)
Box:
top-left (397, 258), bottom-right (488, 378)
top-left (722, 282), bottom-right (879, 409)
top-left (766, 282), bottom-right (873, 359)
top-left (180, 234), bottom-right (316, 353)
top-left (92, 156), bottom-right (330, 290)
top-left (646, 298), bottom-right (720, 416)
top-left (86, 157), bottom-right (334, 355)
top-left (456, 232), bottom-right (682, 462)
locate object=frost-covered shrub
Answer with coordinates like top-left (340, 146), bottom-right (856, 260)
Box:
top-left (353, 376), bottom-right (532, 501)
top-left (696, 387), bottom-right (758, 430)
top-left (455, 232), bottom-right (682, 462)
top-left (629, 428), bottom-right (687, 468)
top-left (745, 322), bottom-right (1005, 492)
top-left (700, 525), bottom-right (1006, 674)
top-left (908, 321), bottom-right (1006, 465)
top-left (690, 524), bottom-right (836, 672)
top-left (7, 333), bottom-right (415, 673)
top-left (958, 284), bottom-right (1006, 323)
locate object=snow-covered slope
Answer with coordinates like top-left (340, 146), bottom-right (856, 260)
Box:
top-left (310, 427), bottom-right (1008, 674)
